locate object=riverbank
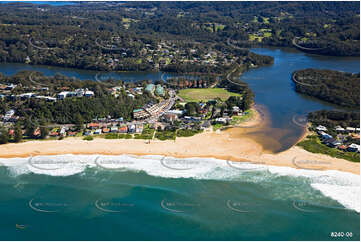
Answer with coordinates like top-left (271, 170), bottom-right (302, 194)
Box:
top-left (1, 108), bottom-right (359, 175)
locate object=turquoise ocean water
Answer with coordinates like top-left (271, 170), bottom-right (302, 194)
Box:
top-left (0, 155), bottom-right (359, 241)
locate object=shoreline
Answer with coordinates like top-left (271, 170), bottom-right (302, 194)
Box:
top-left (1, 108), bottom-right (359, 175)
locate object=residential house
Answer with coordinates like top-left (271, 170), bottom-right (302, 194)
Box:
top-left (145, 84), bottom-right (155, 94)
top-left (335, 125), bottom-right (346, 133)
top-left (135, 124), bottom-right (143, 133)
top-left (320, 132), bottom-right (332, 140)
top-left (57, 91), bottom-right (69, 100)
top-left (118, 126), bottom-right (128, 133)
top-left (316, 125), bottom-right (327, 131)
top-left (50, 131), bottom-right (59, 137)
top-left (232, 106), bottom-right (242, 115)
top-left (347, 144), bottom-right (360, 152)
top-left (59, 127), bottom-right (66, 136)
top-left (83, 130), bottom-right (92, 136)
top-left (163, 113), bottom-right (177, 123)
top-left (128, 124), bottom-right (136, 133)
top-left (337, 145), bottom-right (347, 151)
top-left (85, 90), bottom-right (95, 97)
top-left (88, 123), bottom-right (100, 129)
top-left (33, 127), bottom-right (41, 137)
top-left (67, 131), bottom-right (77, 137)
top-left (327, 139), bottom-right (342, 148)
top-left (215, 117), bottom-right (227, 124)
top-left (102, 128), bottom-right (110, 133)
top-left (346, 127), bottom-right (356, 133)
top-left (110, 126), bottom-right (118, 133)
top-left (8, 129), bottom-right (14, 136)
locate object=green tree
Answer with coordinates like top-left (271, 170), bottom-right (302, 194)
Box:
top-left (24, 118), bottom-right (36, 138)
top-left (74, 113), bottom-right (84, 131)
top-left (39, 118), bottom-right (48, 139)
top-left (14, 122), bottom-right (23, 143)
top-left (0, 127), bottom-right (9, 144)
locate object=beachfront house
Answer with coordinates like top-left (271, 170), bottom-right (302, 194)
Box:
top-left (215, 117), bottom-right (227, 124)
top-left (327, 139), bottom-right (342, 148)
top-left (118, 126), bottom-right (128, 133)
top-left (316, 125), bottom-right (327, 132)
top-left (347, 143), bottom-right (360, 152)
top-left (102, 128), bottom-right (110, 133)
top-left (232, 106), bottom-right (242, 115)
top-left (135, 124), bottom-right (143, 133)
top-left (59, 127), bottom-right (66, 136)
top-left (128, 124), bottom-right (136, 133)
top-left (94, 129), bottom-right (102, 135)
top-left (320, 132), bottom-right (332, 140)
top-left (110, 126), bottom-right (118, 133)
top-left (88, 123), bottom-right (100, 129)
top-left (83, 130), bottom-right (92, 136)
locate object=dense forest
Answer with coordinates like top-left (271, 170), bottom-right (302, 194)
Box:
top-left (308, 110), bottom-right (360, 128)
top-left (0, 1), bottom-right (359, 72)
top-left (292, 69), bottom-right (360, 109)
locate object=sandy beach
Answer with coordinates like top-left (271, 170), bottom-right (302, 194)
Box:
top-left (0, 108), bottom-right (359, 175)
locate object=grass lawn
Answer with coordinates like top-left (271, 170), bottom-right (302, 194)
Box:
top-left (249, 34), bottom-right (263, 42)
top-left (230, 109), bottom-right (254, 125)
top-left (215, 24), bottom-right (225, 31)
top-left (262, 17), bottom-right (270, 24)
top-left (212, 123), bottom-right (226, 131)
top-left (178, 88), bottom-right (241, 102)
top-left (297, 135), bottom-right (360, 163)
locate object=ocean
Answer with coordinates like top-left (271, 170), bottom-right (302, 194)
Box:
top-left (0, 155), bottom-right (359, 240)
top-left (0, 1), bottom-right (77, 6)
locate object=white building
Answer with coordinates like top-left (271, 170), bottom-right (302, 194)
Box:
top-left (316, 125), bottom-right (327, 131)
top-left (5, 109), bottom-right (15, 117)
top-left (346, 127), bottom-right (356, 132)
top-left (215, 117), bottom-right (227, 124)
top-left (76, 89), bottom-right (85, 97)
top-left (85, 90), bottom-right (95, 97)
top-left (57, 91), bottom-right (69, 100)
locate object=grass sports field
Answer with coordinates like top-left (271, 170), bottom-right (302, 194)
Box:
top-left (178, 88), bottom-right (241, 102)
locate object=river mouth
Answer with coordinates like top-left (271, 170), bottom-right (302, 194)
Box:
top-left (235, 47), bottom-right (359, 153)
top-left (225, 104), bottom-right (304, 153)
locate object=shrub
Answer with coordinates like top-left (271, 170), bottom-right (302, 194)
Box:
top-left (83, 136), bottom-right (94, 141)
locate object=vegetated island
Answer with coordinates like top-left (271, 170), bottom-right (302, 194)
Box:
top-left (293, 69), bottom-right (360, 162)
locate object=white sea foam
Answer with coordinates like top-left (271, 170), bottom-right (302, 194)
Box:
top-left (0, 154), bottom-right (359, 212)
